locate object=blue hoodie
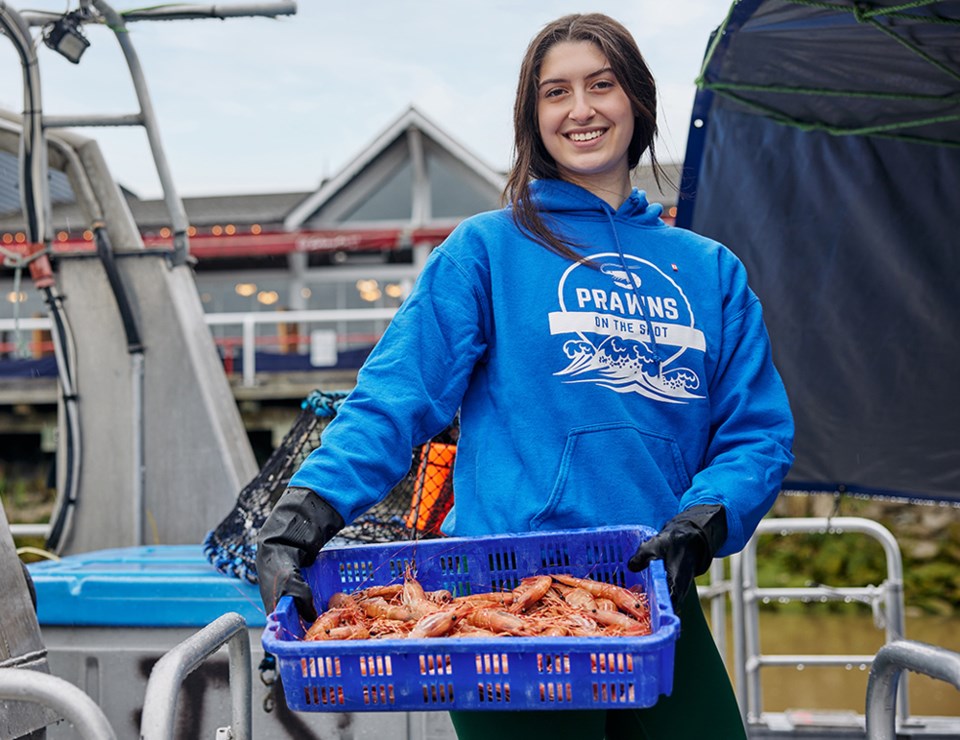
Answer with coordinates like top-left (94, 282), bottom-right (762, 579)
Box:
top-left (290, 179), bottom-right (794, 556)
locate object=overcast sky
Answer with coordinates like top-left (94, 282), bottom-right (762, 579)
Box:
top-left (0, 1), bottom-right (723, 199)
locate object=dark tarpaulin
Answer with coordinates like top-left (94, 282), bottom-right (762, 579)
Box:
top-left (677, 0), bottom-right (960, 503)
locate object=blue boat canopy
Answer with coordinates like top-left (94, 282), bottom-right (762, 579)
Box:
top-left (677, 0), bottom-right (960, 503)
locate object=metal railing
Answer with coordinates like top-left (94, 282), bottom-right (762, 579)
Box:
top-left (0, 308), bottom-right (397, 388)
top-left (0, 667), bottom-right (117, 740)
top-left (1, 307), bottom-right (398, 385)
top-left (733, 516), bottom-right (909, 727)
top-left (865, 640), bottom-right (960, 740)
top-left (205, 307), bottom-right (397, 387)
top-left (140, 612), bottom-right (251, 740)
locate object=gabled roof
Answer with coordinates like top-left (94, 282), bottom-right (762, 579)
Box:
top-left (284, 106), bottom-right (506, 231)
top-left (127, 190), bottom-right (309, 229)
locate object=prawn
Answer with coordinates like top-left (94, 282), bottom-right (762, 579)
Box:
top-left (562, 587), bottom-right (599, 613)
top-left (452, 592), bottom-right (513, 608)
top-left (594, 597), bottom-right (618, 612)
top-left (465, 607), bottom-right (527, 636)
top-left (357, 584), bottom-right (404, 601)
top-left (509, 575), bottom-right (554, 614)
top-left (361, 596), bottom-right (416, 622)
top-left (402, 565), bottom-right (439, 618)
top-left (409, 608), bottom-right (462, 639)
top-left (326, 592), bottom-right (359, 610)
top-left (305, 609), bottom-right (344, 640)
top-left (551, 574), bottom-right (648, 621)
top-left (589, 608), bottom-right (651, 635)
top-left (318, 624), bottom-right (371, 641)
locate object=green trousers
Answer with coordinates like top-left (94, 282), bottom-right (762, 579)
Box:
top-left (449, 588), bottom-right (746, 739)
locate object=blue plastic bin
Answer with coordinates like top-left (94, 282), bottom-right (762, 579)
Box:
top-left (27, 545), bottom-right (266, 627)
top-left (262, 526), bottom-right (678, 713)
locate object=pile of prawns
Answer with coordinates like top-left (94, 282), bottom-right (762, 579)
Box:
top-left (304, 567), bottom-right (652, 641)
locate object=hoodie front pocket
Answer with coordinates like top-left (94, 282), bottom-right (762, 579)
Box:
top-left (530, 423), bottom-right (691, 531)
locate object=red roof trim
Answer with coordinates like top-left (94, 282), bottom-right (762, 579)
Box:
top-left (3, 227), bottom-right (455, 259)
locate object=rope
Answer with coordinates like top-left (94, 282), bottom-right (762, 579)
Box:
top-left (863, 14), bottom-right (960, 84)
top-left (302, 389), bottom-right (348, 417)
top-left (703, 81), bottom-right (960, 103)
top-left (781, 0), bottom-right (938, 15)
top-left (707, 86), bottom-right (960, 146)
top-left (694, 0), bottom-right (960, 146)
top-left (856, 0), bottom-right (942, 18)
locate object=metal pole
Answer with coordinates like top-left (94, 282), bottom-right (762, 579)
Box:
top-left (0, 668), bottom-right (117, 740)
top-left (742, 535), bottom-right (763, 721)
top-left (865, 640), bottom-right (960, 740)
top-left (140, 612), bottom-right (251, 740)
top-left (729, 550), bottom-right (748, 726)
top-left (242, 314), bottom-right (256, 387)
top-left (121, 2), bottom-right (297, 21)
top-left (709, 558), bottom-right (727, 664)
top-left (0, 2), bottom-right (52, 245)
top-left (89, 0), bottom-right (191, 266)
top-left (132, 350), bottom-right (145, 545)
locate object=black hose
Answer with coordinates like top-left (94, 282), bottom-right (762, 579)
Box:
top-left (43, 286), bottom-right (81, 552)
top-left (93, 224), bottom-right (144, 352)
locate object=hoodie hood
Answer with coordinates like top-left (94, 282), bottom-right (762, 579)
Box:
top-left (529, 178), bottom-right (665, 226)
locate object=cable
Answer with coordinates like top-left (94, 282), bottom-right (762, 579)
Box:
top-left (43, 285), bottom-right (82, 554)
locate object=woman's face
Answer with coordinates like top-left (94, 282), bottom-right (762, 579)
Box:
top-left (536, 40), bottom-right (635, 199)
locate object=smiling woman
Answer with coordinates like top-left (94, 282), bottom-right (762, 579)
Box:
top-left (256, 12), bottom-right (794, 740)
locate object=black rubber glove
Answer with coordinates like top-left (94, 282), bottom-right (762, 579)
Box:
top-left (627, 504), bottom-right (727, 613)
top-left (256, 487), bottom-right (344, 622)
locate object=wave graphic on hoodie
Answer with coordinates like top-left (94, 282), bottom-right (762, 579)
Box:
top-left (556, 335), bottom-right (701, 403)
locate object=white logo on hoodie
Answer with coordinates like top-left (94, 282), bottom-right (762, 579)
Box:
top-left (548, 254), bottom-right (705, 403)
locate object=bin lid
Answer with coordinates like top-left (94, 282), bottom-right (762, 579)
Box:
top-left (27, 545), bottom-right (266, 627)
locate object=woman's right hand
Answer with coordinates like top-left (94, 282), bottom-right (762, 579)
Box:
top-left (255, 487), bottom-right (344, 621)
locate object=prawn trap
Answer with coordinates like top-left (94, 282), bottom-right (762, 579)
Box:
top-left (262, 525), bottom-right (679, 713)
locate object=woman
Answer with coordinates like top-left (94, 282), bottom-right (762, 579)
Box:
top-left (258, 13), bottom-right (793, 739)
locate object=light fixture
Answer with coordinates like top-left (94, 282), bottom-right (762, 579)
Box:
top-left (257, 290), bottom-right (279, 306)
top-left (43, 13), bottom-right (91, 64)
top-left (235, 282), bottom-right (257, 297)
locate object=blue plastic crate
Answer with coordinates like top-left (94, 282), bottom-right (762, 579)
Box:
top-left (262, 525), bottom-right (679, 713)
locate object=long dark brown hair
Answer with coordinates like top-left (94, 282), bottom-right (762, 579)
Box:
top-left (504, 14), bottom-right (664, 262)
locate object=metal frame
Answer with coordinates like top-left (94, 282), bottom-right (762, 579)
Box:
top-left (18, 0), bottom-right (297, 267)
top-left (0, 667), bottom-right (116, 740)
top-left (733, 516), bottom-right (909, 727)
top-left (140, 612), bottom-right (251, 740)
top-left (865, 640), bottom-right (960, 740)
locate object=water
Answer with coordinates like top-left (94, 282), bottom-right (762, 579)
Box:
top-left (712, 611), bottom-right (960, 717)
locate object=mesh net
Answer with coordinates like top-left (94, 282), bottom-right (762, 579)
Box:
top-left (202, 390), bottom-right (457, 583)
